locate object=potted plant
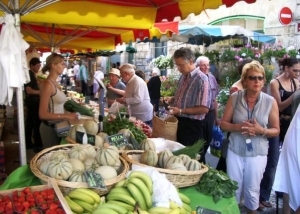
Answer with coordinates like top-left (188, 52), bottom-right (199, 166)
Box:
top-left (152, 55), bottom-right (174, 71)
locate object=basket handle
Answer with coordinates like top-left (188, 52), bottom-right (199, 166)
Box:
top-left (65, 136), bottom-right (78, 144)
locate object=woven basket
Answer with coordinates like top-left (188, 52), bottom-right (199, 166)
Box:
top-left (30, 144), bottom-right (129, 195)
top-left (122, 150), bottom-right (208, 188)
top-left (152, 115), bottom-right (178, 141)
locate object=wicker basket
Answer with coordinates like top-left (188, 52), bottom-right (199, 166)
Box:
top-left (152, 115), bottom-right (178, 141)
top-left (122, 150), bottom-right (208, 188)
top-left (30, 144), bottom-right (129, 195)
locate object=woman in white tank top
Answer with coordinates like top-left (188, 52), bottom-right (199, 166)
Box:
top-left (39, 53), bottom-right (78, 148)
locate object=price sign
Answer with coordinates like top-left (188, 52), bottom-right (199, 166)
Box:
top-left (196, 206), bottom-right (221, 214)
top-left (107, 133), bottom-right (128, 148)
top-left (84, 171), bottom-right (107, 190)
top-left (76, 131), bottom-right (96, 145)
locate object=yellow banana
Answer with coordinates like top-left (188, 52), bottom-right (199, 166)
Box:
top-left (72, 199), bottom-right (95, 213)
top-left (182, 203), bottom-right (192, 213)
top-left (129, 177), bottom-right (152, 209)
top-left (170, 200), bottom-right (180, 209)
top-left (115, 179), bottom-right (127, 187)
top-left (138, 207), bottom-right (150, 214)
top-left (168, 208), bottom-right (181, 214)
top-left (92, 207), bottom-right (119, 214)
top-left (73, 188), bottom-right (101, 204)
top-left (107, 200), bottom-right (135, 211)
top-left (96, 203), bottom-right (127, 214)
top-left (126, 182), bottom-right (147, 211)
top-left (109, 187), bottom-right (132, 196)
top-left (68, 190), bottom-right (95, 204)
top-left (106, 192), bottom-right (136, 206)
top-left (179, 206), bottom-right (187, 214)
top-left (64, 195), bottom-right (84, 214)
top-left (129, 171), bottom-right (153, 194)
top-left (148, 206), bottom-right (171, 214)
top-left (178, 193), bottom-right (191, 204)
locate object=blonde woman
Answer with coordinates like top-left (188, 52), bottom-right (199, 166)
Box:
top-left (39, 53), bottom-right (78, 148)
top-left (221, 60), bottom-right (279, 213)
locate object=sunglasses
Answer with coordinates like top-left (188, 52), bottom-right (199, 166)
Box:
top-left (247, 76), bottom-right (264, 81)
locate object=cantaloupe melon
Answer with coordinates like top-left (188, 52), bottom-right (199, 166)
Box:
top-left (167, 163), bottom-right (187, 171)
top-left (48, 159), bottom-right (73, 180)
top-left (83, 120), bottom-right (99, 135)
top-left (69, 171), bottom-right (86, 182)
top-left (96, 145), bottom-right (119, 166)
top-left (69, 158), bottom-right (85, 172)
top-left (164, 156), bottom-right (184, 169)
top-left (84, 158), bottom-right (100, 172)
top-left (140, 138), bottom-right (156, 151)
top-left (69, 145), bottom-right (89, 162)
top-left (157, 149), bottom-right (173, 168)
top-left (68, 125), bottom-right (86, 141)
top-left (185, 159), bottom-right (202, 171)
top-left (94, 166), bottom-right (117, 180)
top-left (178, 154), bottom-right (192, 164)
top-left (140, 150), bottom-right (158, 166)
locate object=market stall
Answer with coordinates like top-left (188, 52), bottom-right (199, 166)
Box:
top-left (0, 164), bottom-right (240, 214)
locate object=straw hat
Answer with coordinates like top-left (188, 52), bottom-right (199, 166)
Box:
top-left (109, 68), bottom-right (121, 77)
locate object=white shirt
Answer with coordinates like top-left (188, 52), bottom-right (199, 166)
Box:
top-left (273, 105), bottom-right (300, 211)
top-left (73, 64), bottom-right (80, 79)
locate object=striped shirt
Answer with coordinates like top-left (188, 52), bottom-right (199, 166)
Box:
top-left (207, 73), bottom-right (219, 110)
top-left (174, 67), bottom-right (211, 120)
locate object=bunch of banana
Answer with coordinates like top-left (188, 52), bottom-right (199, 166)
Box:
top-left (64, 188), bottom-right (102, 213)
top-left (147, 192), bottom-right (193, 214)
top-left (94, 171), bottom-right (153, 214)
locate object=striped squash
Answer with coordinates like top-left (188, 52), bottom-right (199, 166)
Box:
top-left (178, 154), bottom-right (192, 164)
top-left (164, 156), bottom-right (184, 169)
top-left (140, 150), bottom-right (158, 166)
top-left (84, 158), bottom-right (100, 172)
top-left (69, 145), bottom-right (89, 162)
top-left (96, 145), bottom-right (119, 166)
top-left (69, 171), bottom-right (86, 182)
top-left (68, 158), bottom-right (85, 172)
top-left (49, 151), bottom-right (69, 162)
top-left (158, 149), bottom-right (173, 168)
top-left (68, 125), bottom-right (86, 141)
top-left (48, 159), bottom-right (73, 180)
top-left (167, 163), bottom-right (187, 171)
top-left (185, 159), bottom-right (202, 171)
top-left (140, 138), bottom-right (156, 151)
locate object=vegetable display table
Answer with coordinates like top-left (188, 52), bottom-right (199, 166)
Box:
top-left (0, 165), bottom-right (240, 213)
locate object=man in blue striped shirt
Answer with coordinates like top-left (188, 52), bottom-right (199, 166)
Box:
top-left (168, 48), bottom-right (211, 150)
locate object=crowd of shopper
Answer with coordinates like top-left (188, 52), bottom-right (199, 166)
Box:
top-left (24, 49), bottom-right (300, 213)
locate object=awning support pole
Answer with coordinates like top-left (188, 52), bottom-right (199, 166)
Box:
top-left (13, 1), bottom-right (27, 166)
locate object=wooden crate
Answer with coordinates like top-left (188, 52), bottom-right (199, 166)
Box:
top-left (0, 179), bottom-right (72, 214)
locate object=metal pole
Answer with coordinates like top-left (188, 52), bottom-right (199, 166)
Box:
top-left (13, 1), bottom-right (27, 166)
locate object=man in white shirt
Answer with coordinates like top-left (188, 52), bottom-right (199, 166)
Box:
top-left (73, 61), bottom-right (80, 92)
top-left (116, 63), bottom-right (153, 125)
top-left (93, 66), bottom-right (105, 100)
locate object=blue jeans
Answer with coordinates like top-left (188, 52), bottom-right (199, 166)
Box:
top-left (259, 136), bottom-right (280, 201)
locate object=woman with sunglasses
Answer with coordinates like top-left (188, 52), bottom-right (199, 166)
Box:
top-left (270, 57), bottom-right (300, 213)
top-left (221, 60), bottom-right (280, 213)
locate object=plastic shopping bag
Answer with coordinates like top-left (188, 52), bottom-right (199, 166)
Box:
top-left (210, 125), bottom-right (224, 158)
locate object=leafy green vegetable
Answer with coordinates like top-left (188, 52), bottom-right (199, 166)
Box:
top-left (103, 114), bottom-right (147, 143)
top-left (172, 139), bottom-right (205, 159)
top-left (196, 165), bottom-right (238, 203)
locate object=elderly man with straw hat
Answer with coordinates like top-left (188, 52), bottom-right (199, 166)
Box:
top-left (106, 68), bottom-right (126, 108)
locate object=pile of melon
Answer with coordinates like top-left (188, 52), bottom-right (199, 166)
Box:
top-left (38, 144), bottom-right (124, 182)
top-left (138, 139), bottom-right (202, 171)
top-left (68, 120), bottom-right (134, 150)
